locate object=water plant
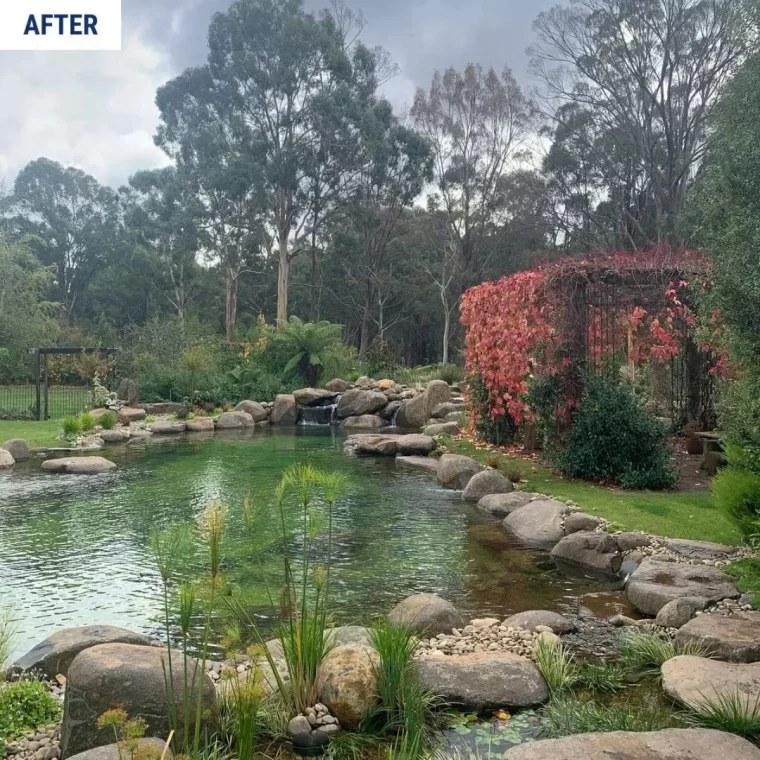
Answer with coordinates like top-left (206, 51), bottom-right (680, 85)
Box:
top-left (220, 667), bottom-right (265, 760)
top-left (0, 607), bottom-right (15, 677)
top-left (681, 690), bottom-right (760, 741)
top-left (617, 630), bottom-right (711, 675)
top-left (96, 709), bottom-right (154, 760)
top-left (533, 638), bottom-right (576, 696)
top-left (573, 660), bottom-right (629, 693)
top-left (99, 410), bottom-right (118, 430)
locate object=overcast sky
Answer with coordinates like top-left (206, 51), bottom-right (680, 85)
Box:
top-left (0, 0), bottom-right (557, 189)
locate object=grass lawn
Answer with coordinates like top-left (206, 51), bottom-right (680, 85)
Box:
top-left (0, 419), bottom-right (70, 449)
top-left (445, 437), bottom-right (741, 545)
top-left (0, 385), bottom-right (93, 420)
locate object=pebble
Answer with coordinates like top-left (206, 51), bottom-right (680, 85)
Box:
top-left (415, 619), bottom-right (539, 660)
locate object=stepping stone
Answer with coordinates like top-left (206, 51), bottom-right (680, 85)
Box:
top-left (502, 610), bottom-right (576, 634)
top-left (41, 456), bottom-right (116, 474)
top-left (343, 434), bottom-right (399, 456)
top-left (502, 729), bottom-right (760, 759)
top-left (626, 558), bottom-right (738, 616)
top-left (502, 499), bottom-right (569, 547)
top-left (661, 538), bottom-right (741, 561)
top-left (396, 434), bottom-right (436, 455)
top-left (147, 420), bottom-right (186, 434)
top-left (662, 655), bottom-right (760, 710)
top-left (551, 531), bottom-right (622, 575)
top-left (675, 611), bottom-right (760, 662)
top-left (395, 455), bottom-right (439, 474)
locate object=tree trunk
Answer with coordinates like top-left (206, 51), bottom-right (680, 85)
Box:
top-left (359, 279), bottom-right (374, 360)
top-left (276, 232), bottom-right (289, 327)
top-left (309, 232), bottom-right (318, 321)
top-left (225, 268), bottom-right (238, 342)
top-left (442, 309), bottom-right (450, 365)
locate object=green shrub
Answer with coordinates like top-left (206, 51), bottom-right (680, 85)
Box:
top-left (367, 338), bottom-right (400, 378)
top-left (555, 377), bottom-right (677, 490)
top-left (504, 464), bottom-right (523, 483)
top-left (468, 375), bottom-right (518, 445)
top-left (713, 464), bottom-right (760, 542)
top-left (79, 412), bottom-right (95, 432)
top-left (61, 415), bottom-right (82, 438)
top-left (526, 373), bottom-right (565, 451)
top-left (0, 681), bottom-right (62, 741)
top-left (435, 364), bottom-right (464, 385)
top-left (99, 411), bottom-right (117, 430)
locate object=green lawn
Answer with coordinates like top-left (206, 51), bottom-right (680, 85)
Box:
top-left (445, 437), bottom-right (740, 545)
top-left (0, 419), bottom-right (70, 449)
top-left (0, 385), bottom-right (93, 420)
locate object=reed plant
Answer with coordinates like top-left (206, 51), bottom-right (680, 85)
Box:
top-left (0, 606), bottom-right (15, 678)
top-left (617, 630), bottom-right (711, 676)
top-left (682, 690), bottom-right (760, 741)
top-left (533, 638), bottom-right (577, 696)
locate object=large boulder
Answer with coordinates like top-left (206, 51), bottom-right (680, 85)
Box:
top-left (336, 389), bottom-right (387, 419)
top-left (343, 434), bottom-right (399, 456)
top-left (503, 499), bottom-right (569, 547)
top-left (64, 739), bottom-right (171, 760)
top-left (215, 411), bottom-right (254, 429)
top-left (661, 537), bottom-right (741, 562)
top-left (501, 610), bottom-right (576, 634)
top-left (317, 644), bottom-right (379, 729)
top-left (324, 378), bottom-right (351, 393)
top-left (395, 456), bottom-right (439, 475)
top-left (502, 729), bottom-right (760, 759)
top-left (388, 593), bottom-right (463, 635)
top-left (116, 378), bottom-right (139, 406)
top-left (662, 655), bottom-right (760, 710)
top-left (430, 402), bottom-right (460, 419)
top-left (423, 422), bottom-right (460, 437)
top-left (415, 652), bottom-right (548, 710)
top-left (395, 395), bottom-right (428, 429)
top-left (148, 420), bottom-right (186, 434)
top-left (626, 558), bottom-right (739, 616)
top-left (13, 625), bottom-right (152, 679)
top-left (293, 388), bottom-right (338, 406)
top-left (550, 531), bottom-right (623, 575)
top-left (41, 457), bottom-right (116, 474)
top-left (675, 611), bottom-right (760, 662)
top-left (424, 380), bottom-right (451, 412)
top-left (340, 414), bottom-right (386, 430)
top-left (461, 469), bottom-right (514, 501)
top-left (380, 400), bottom-right (404, 421)
top-left (654, 597), bottom-right (707, 629)
top-left (476, 492), bottom-right (533, 517)
top-left (99, 428), bottom-right (131, 443)
top-left (0, 448), bottom-right (15, 469)
top-left (436, 453), bottom-right (482, 489)
top-left (3, 438), bottom-right (30, 461)
top-left (234, 400), bottom-right (268, 422)
top-left (271, 394), bottom-right (298, 425)
top-left (118, 407), bottom-right (146, 425)
top-left (564, 512), bottom-right (603, 534)
top-left (396, 434), bottom-right (436, 456)
top-left (186, 417), bottom-right (215, 432)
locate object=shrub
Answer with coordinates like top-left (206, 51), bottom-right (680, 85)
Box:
top-left (99, 411), bottom-right (118, 430)
top-left (79, 412), bottom-right (96, 432)
top-left (469, 375), bottom-right (518, 445)
top-left (713, 464), bottom-right (760, 542)
top-left (367, 338), bottom-right (400, 378)
top-left (504, 464), bottom-right (523, 483)
top-left (526, 374), bottom-right (565, 452)
top-left (0, 681), bottom-right (62, 741)
top-left (555, 377), bottom-right (677, 489)
top-left (272, 317), bottom-right (345, 386)
top-left (435, 364), bottom-right (464, 385)
top-left (61, 415), bottom-right (82, 438)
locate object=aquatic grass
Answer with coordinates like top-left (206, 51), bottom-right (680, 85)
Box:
top-left (221, 666), bottom-right (265, 760)
top-left (681, 689), bottom-right (760, 741)
top-left (533, 638), bottom-right (577, 696)
top-left (324, 732), bottom-right (387, 760)
top-left (573, 660), bottom-right (629, 693)
top-left (177, 582), bottom-right (196, 751)
top-left (617, 630), bottom-right (712, 675)
top-left (0, 607), bottom-right (15, 677)
top-left (369, 622), bottom-right (419, 728)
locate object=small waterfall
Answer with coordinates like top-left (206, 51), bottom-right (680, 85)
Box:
top-left (390, 404), bottom-right (401, 428)
top-left (299, 403), bottom-right (337, 426)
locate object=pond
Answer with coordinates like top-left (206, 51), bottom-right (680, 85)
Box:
top-left (0, 428), bottom-right (617, 660)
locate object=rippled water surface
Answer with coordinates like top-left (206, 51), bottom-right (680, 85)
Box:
top-left (0, 429), bottom-right (614, 659)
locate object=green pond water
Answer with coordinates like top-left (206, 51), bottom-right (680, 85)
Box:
top-left (0, 428), bottom-right (617, 661)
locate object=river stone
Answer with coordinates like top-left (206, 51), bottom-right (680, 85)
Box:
top-left (430, 402), bottom-right (460, 419)
top-left (41, 456), bottom-right (116, 474)
top-left (423, 421), bottom-right (460, 436)
top-left (148, 420), bottom-right (186, 434)
top-left (325, 378), bottom-right (351, 393)
top-left (436, 453), bottom-right (482, 489)
top-left (626, 558), bottom-right (739, 616)
top-left (661, 537), bottom-right (741, 561)
top-left (61, 643), bottom-right (214, 759)
top-left (550, 531), bottom-right (622, 575)
top-left (3, 438), bottom-right (29, 461)
top-left (502, 499), bottom-right (569, 547)
top-left (64, 739), bottom-right (171, 760)
top-left (476, 492), bottom-right (533, 517)
top-left (380, 399), bottom-right (403, 420)
top-left (414, 652), bottom-right (548, 710)
top-left (396, 434), bottom-right (436, 455)
top-left (502, 729), bottom-right (760, 759)
top-left (0, 448), bottom-right (15, 469)
top-left (325, 626), bottom-right (373, 648)
top-left (563, 512), bottom-right (603, 534)
top-left (395, 455), bottom-right (439, 474)
top-left (336, 389), bottom-right (387, 419)
top-left (234, 400), bottom-right (268, 422)
top-left (99, 428), bottom-right (131, 443)
top-left (317, 644), bottom-right (379, 729)
top-left (502, 610), bottom-right (576, 634)
top-left (216, 411), bottom-right (254, 429)
top-left (343, 434), bottom-right (399, 456)
top-left (654, 597), bottom-right (708, 628)
top-left (118, 407), bottom-right (146, 425)
top-left (675, 611), bottom-right (760, 662)
top-left (396, 394), bottom-right (428, 429)
top-left (616, 532), bottom-right (653, 552)
top-left (462, 469), bottom-right (513, 501)
top-left (388, 593), bottom-right (463, 635)
top-left (186, 417), bottom-right (215, 432)
top-left (293, 388), bottom-right (338, 406)
top-left (662, 655), bottom-right (760, 712)
top-left (13, 625), bottom-right (152, 679)
top-left (340, 414), bottom-right (386, 430)
top-left (424, 380), bottom-right (451, 411)
top-left (272, 394), bottom-right (298, 425)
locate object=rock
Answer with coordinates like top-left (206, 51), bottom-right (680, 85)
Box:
top-left (118, 407), bottom-right (146, 425)
top-left (462, 470), bottom-right (514, 501)
top-left (380, 400), bottom-right (404, 420)
top-left (140, 402), bottom-right (187, 416)
top-left (396, 395), bottom-right (428, 429)
top-left (476, 492), bottom-right (533, 517)
top-left (424, 380), bottom-right (451, 412)
top-left (63, 739), bottom-right (171, 760)
top-left (324, 378), bottom-right (351, 393)
top-left (99, 429), bottom-right (131, 443)
top-left (3, 438), bottom-right (30, 461)
top-left (13, 625), bottom-right (152, 679)
top-left (147, 420), bottom-right (186, 434)
top-left (0, 448), bottom-right (15, 469)
top-left (661, 537), bottom-right (740, 561)
top-left (610, 615), bottom-right (638, 627)
top-left (503, 499), bottom-right (569, 547)
top-left (550, 531), bottom-right (622, 575)
top-left (626, 558), bottom-right (739, 616)
top-left (564, 512), bottom-right (603, 534)
top-left (234, 400), bottom-right (268, 422)
top-left (340, 414), bottom-right (386, 430)
top-left (116, 378), bottom-right (139, 406)
top-left (662, 655), bottom-right (760, 713)
top-left (317, 645), bottom-right (379, 729)
top-left (41, 457), bottom-right (116, 474)
top-left (396, 434), bottom-right (436, 456)
top-left (536, 630), bottom-right (560, 647)
top-left (414, 652), bottom-right (548, 710)
top-left (423, 422), bottom-right (460, 436)
top-left (615, 532), bottom-right (653, 552)
top-left (272, 394), bottom-right (298, 425)
top-left (654, 597), bottom-right (707, 629)
top-left (388, 593), bottom-right (464, 635)
top-left (60, 643), bottom-right (214, 758)
top-left (430, 402), bottom-right (460, 419)
top-left (293, 388), bottom-right (338, 406)
top-left (436, 453), bottom-right (482, 489)
top-left (336, 389), bottom-right (388, 419)
top-left (215, 411), bottom-right (254, 429)
top-left (343, 434), bottom-right (399, 456)
top-left (675, 611), bottom-right (760, 662)
top-left (377, 379), bottom-right (395, 390)
top-left (501, 610), bottom-right (576, 634)
top-left (186, 417), bottom-right (215, 432)
top-left (325, 626), bottom-right (373, 648)
top-left (502, 729), bottom-right (760, 759)
top-left (395, 456), bottom-right (439, 474)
